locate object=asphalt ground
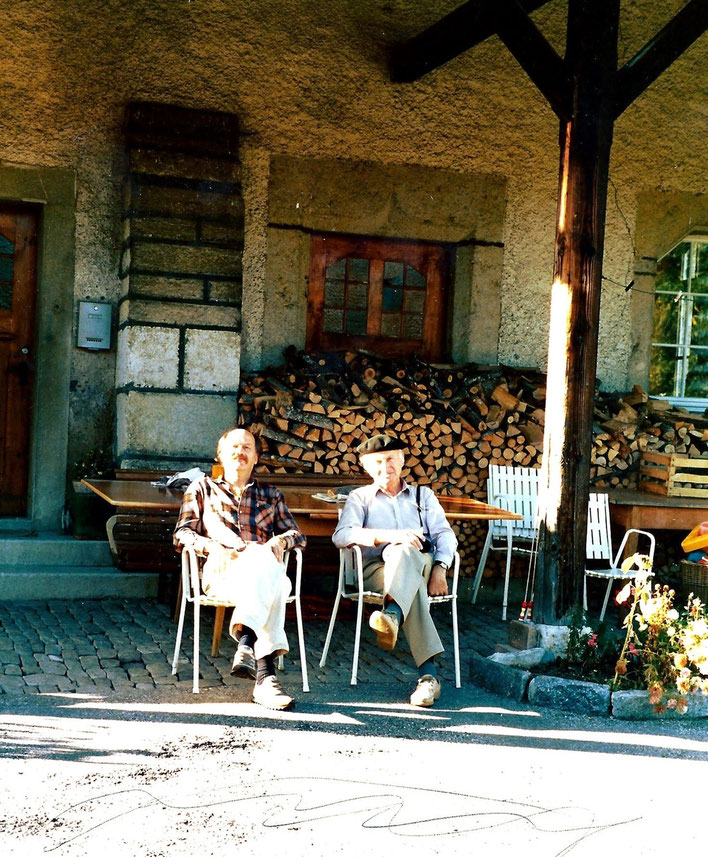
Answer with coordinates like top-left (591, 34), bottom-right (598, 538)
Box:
top-left (1, 597), bottom-right (706, 856)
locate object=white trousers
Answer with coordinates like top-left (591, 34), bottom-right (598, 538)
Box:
top-left (201, 542), bottom-right (291, 660)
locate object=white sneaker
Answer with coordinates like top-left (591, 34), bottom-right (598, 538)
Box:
top-left (230, 645), bottom-right (256, 679)
top-left (252, 675), bottom-right (294, 710)
top-left (410, 675), bottom-right (441, 707)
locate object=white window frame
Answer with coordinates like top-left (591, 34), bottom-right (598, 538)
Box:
top-left (650, 234), bottom-right (708, 411)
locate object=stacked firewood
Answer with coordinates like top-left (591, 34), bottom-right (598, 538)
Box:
top-left (237, 349), bottom-right (708, 576)
top-left (239, 349), bottom-right (546, 496)
top-left (591, 385), bottom-right (708, 490)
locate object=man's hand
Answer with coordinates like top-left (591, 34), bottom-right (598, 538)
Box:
top-left (378, 529), bottom-right (425, 550)
top-left (428, 563), bottom-right (449, 597)
top-left (225, 538), bottom-right (248, 559)
top-left (266, 534), bottom-right (287, 563)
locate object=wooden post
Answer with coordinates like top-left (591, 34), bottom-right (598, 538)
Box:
top-left (388, 0), bottom-right (707, 622)
top-left (533, 0), bottom-right (620, 623)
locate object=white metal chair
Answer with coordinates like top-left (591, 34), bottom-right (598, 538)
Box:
top-left (471, 464), bottom-right (540, 619)
top-left (171, 546), bottom-right (309, 693)
top-left (319, 546), bottom-right (461, 688)
top-left (584, 492), bottom-right (656, 621)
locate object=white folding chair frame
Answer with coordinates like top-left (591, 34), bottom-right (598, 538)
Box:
top-left (471, 464), bottom-right (540, 620)
top-left (584, 492), bottom-right (656, 621)
top-left (319, 546), bottom-right (461, 688)
top-left (171, 546), bottom-right (309, 693)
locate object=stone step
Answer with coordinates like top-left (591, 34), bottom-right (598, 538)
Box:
top-left (0, 533), bottom-right (113, 568)
top-left (0, 565), bottom-right (159, 600)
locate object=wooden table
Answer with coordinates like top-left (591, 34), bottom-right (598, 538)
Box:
top-left (82, 478), bottom-right (522, 537)
top-left (84, 477), bottom-right (521, 654)
top-left (608, 489), bottom-right (708, 533)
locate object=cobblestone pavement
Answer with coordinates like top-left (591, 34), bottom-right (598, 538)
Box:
top-left (0, 597), bottom-right (508, 696)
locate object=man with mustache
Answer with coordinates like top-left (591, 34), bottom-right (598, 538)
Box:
top-left (174, 427), bottom-right (305, 710)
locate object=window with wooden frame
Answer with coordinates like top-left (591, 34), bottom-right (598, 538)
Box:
top-left (306, 234), bottom-right (449, 361)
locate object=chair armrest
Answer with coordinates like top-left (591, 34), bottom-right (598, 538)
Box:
top-left (450, 550), bottom-right (460, 597)
top-left (612, 528), bottom-right (656, 569)
top-left (181, 546), bottom-right (201, 599)
top-left (339, 545), bottom-right (364, 590)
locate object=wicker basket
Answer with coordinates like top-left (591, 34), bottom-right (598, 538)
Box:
top-left (681, 561), bottom-right (708, 604)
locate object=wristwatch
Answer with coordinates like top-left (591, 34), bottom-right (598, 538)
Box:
top-left (434, 560), bottom-right (449, 572)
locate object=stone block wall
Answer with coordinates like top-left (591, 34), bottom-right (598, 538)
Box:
top-left (116, 103), bottom-right (243, 469)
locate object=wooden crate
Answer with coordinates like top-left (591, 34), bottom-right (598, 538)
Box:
top-left (639, 451), bottom-right (708, 498)
top-left (681, 561), bottom-right (708, 604)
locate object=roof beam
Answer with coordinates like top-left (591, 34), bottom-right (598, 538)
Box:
top-left (613, 0), bottom-right (708, 117)
top-left (389, 0), bottom-right (553, 83)
top-left (494, 0), bottom-right (571, 120)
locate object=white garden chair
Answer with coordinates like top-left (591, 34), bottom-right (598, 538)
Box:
top-left (471, 464), bottom-right (540, 620)
top-left (171, 546), bottom-right (309, 693)
top-left (319, 545), bottom-right (461, 688)
top-left (584, 492), bottom-right (655, 621)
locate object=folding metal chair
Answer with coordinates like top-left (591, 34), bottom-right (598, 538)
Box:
top-left (584, 492), bottom-right (656, 621)
top-left (319, 545), bottom-right (461, 687)
top-left (171, 546), bottom-right (309, 693)
top-left (471, 464), bottom-right (540, 619)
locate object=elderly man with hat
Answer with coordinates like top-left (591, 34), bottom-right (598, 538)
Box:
top-left (332, 434), bottom-right (457, 706)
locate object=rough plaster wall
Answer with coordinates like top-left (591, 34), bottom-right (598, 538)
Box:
top-left (0, 0), bottom-right (705, 469)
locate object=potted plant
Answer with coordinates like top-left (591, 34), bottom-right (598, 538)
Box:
top-left (69, 448), bottom-right (114, 540)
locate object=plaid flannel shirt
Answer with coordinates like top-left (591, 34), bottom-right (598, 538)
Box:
top-left (173, 476), bottom-right (306, 557)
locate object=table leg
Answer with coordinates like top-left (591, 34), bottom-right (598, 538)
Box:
top-left (212, 606), bottom-right (226, 657)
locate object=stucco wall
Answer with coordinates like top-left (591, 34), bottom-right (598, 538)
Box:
top-left (0, 0), bottom-right (705, 482)
top-left (260, 155), bottom-right (507, 368)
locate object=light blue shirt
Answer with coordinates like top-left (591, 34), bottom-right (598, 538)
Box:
top-left (332, 481), bottom-right (457, 567)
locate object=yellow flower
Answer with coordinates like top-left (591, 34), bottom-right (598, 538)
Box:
top-left (621, 553), bottom-right (653, 575)
top-left (616, 582), bottom-right (633, 605)
top-left (691, 619), bottom-right (708, 636)
top-left (674, 653), bottom-right (688, 669)
top-left (648, 682), bottom-right (663, 704)
top-left (676, 676), bottom-right (691, 694)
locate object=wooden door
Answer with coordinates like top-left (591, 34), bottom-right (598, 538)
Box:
top-left (0, 207), bottom-right (38, 516)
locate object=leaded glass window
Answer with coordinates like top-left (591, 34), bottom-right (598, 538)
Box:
top-left (307, 234), bottom-right (449, 361)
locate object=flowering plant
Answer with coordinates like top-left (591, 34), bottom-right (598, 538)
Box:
top-left (611, 553), bottom-right (708, 713)
top-left (559, 605), bottom-right (623, 682)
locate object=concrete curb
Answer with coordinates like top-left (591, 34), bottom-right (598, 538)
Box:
top-left (469, 651), bottom-right (531, 702)
top-left (469, 652), bottom-right (708, 720)
top-left (612, 688), bottom-right (708, 719)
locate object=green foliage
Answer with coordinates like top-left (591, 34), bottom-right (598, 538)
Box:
top-left (612, 560), bottom-right (708, 713)
top-left (70, 447), bottom-right (114, 480)
top-left (560, 605), bottom-right (623, 683)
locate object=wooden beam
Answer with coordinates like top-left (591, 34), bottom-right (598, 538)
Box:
top-left (533, 0), bottom-right (620, 623)
top-left (494, 0), bottom-right (571, 120)
top-left (613, 0), bottom-right (708, 117)
top-left (389, 0), bottom-right (553, 83)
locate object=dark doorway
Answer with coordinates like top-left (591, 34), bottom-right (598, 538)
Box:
top-left (0, 206), bottom-right (38, 515)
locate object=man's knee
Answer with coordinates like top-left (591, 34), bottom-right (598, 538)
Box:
top-left (382, 543), bottom-right (428, 576)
